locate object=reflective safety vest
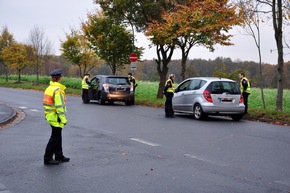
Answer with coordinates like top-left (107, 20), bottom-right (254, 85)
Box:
top-left (165, 79), bottom-right (175, 93)
top-left (240, 77), bottom-right (251, 93)
top-left (43, 81), bottom-right (67, 128)
top-left (129, 76), bottom-right (137, 87)
top-left (82, 75), bottom-right (89, 89)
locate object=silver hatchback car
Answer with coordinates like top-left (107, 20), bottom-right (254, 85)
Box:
top-left (172, 77), bottom-right (245, 121)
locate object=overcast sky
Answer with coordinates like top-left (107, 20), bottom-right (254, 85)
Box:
top-left (1, 0), bottom-right (289, 65)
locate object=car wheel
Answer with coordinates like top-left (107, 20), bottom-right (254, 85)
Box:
top-left (231, 114), bottom-right (243, 121)
top-left (193, 104), bottom-right (205, 120)
top-left (125, 101), bottom-right (131, 106)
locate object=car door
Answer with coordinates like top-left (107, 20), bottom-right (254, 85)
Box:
top-left (181, 79), bottom-right (203, 112)
top-left (172, 80), bottom-right (192, 111)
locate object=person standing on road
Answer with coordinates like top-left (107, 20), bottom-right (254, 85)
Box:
top-left (163, 74), bottom-right (176, 118)
top-left (43, 69), bottom-right (70, 165)
top-left (82, 73), bottom-right (91, 103)
top-left (128, 73), bottom-right (138, 91)
top-left (239, 73), bottom-right (251, 114)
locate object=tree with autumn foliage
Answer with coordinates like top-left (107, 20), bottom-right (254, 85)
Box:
top-left (0, 26), bottom-right (15, 82)
top-left (2, 43), bottom-right (34, 83)
top-left (96, 0), bottom-right (177, 98)
top-left (147, 0), bottom-right (244, 81)
top-left (61, 29), bottom-right (100, 78)
top-left (82, 11), bottom-right (143, 75)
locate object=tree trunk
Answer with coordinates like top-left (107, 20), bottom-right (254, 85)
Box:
top-left (273, 0), bottom-right (284, 111)
top-left (5, 65), bottom-right (8, 82)
top-left (181, 50), bottom-right (187, 81)
top-left (18, 69), bottom-right (21, 83)
top-left (156, 45), bottom-right (175, 99)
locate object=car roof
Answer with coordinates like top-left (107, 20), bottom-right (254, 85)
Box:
top-left (186, 77), bottom-right (235, 82)
top-left (93, 75), bottom-right (127, 78)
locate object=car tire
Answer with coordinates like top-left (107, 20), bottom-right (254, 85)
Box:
top-left (193, 104), bottom-right (205, 120)
top-left (231, 114), bottom-right (243, 121)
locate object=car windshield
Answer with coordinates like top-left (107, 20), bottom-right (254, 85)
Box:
top-left (208, 81), bottom-right (240, 94)
top-left (107, 77), bottom-right (129, 85)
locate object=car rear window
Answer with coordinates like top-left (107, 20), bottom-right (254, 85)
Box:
top-left (107, 77), bottom-right (130, 85)
top-left (207, 81), bottom-right (240, 94)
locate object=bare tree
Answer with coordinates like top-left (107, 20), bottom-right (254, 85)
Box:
top-left (27, 26), bottom-right (53, 84)
top-left (257, 0), bottom-right (290, 111)
top-left (237, 0), bottom-right (266, 110)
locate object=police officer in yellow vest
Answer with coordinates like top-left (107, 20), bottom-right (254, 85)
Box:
top-left (239, 73), bottom-right (251, 114)
top-left (128, 73), bottom-right (138, 91)
top-left (163, 74), bottom-right (176, 118)
top-left (82, 73), bottom-right (91, 103)
top-left (43, 69), bottom-right (70, 165)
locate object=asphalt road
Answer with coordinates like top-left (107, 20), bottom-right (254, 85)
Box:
top-left (0, 87), bottom-right (289, 193)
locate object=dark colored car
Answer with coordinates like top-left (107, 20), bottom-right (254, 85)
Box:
top-left (173, 77), bottom-right (245, 121)
top-left (83, 75), bottom-right (135, 105)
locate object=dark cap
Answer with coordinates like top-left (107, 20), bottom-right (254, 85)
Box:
top-left (128, 73), bottom-right (132, 76)
top-left (50, 69), bottom-right (62, 76)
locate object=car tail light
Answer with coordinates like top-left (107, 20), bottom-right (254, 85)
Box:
top-left (203, 89), bottom-right (212, 103)
top-left (130, 85), bottom-right (134, 92)
top-left (239, 94), bottom-right (244, 103)
top-left (103, 84), bottom-right (109, 92)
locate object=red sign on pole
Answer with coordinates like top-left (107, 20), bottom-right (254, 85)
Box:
top-left (129, 53), bottom-right (138, 62)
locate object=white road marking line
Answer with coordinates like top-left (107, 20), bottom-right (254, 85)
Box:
top-left (184, 154), bottom-right (227, 167)
top-left (130, 138), bottom-right (160, 147)
top-left (19, 106), bottom-right (27, 109)
top-left (30, 109), bottom-right (39, 112)
top-left (275, 180), bottom-right (290, 187)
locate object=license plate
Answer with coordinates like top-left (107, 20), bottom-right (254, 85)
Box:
top-left (220, 98), bottom-right (232, 102)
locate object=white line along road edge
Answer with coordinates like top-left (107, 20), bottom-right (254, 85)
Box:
top-left (130, 138), bottom-right (160, 147)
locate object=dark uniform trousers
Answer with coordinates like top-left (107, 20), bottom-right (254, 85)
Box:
top-left (242, 92), bottom-right (250, 114)
top-left (82, 89), bottom-right (89, 101)
top-left (165, 92), bottom-right (174, 117)
top-left (44, 125), bottom-right (63, 161)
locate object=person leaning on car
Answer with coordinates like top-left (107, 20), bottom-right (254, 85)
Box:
top-left (43, 69), bottom-right (70, 165)
top-left (163, 74), bottom-right (176, 118)
top-left (128, 72), bottom-right (138, 91)
top-left (82, 73), bottom-right (91, 103)
top-left (239, 72), bottom-right (251, 114)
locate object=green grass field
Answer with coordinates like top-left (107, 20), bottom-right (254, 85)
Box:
top-left (0, 75), bottom-right (289, 124)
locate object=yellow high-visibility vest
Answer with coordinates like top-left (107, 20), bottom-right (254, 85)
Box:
top-left (82, 75), bottom-right (89, 89)
top-left (165, 79), bottom-right (175, 93)
top-left (240, 77), bottom-right (251, 93)
top-left (43, 81), bottom-right (67, 128)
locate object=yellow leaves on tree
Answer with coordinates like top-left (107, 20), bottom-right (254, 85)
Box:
top-left (146, 0), bottom-right (244, 48)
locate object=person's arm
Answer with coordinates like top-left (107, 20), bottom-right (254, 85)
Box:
top-left (54, 90), bottom-right (67, 125)
top-left (85, 78), bottom-right (91, 85)
top-left (242, 79), bottom-right (248, 90)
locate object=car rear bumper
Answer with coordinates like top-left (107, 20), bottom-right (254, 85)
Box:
top-left (202, 104), bottom-right (245, 114)
top-left (103, 93), bottom-right (134, 102)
